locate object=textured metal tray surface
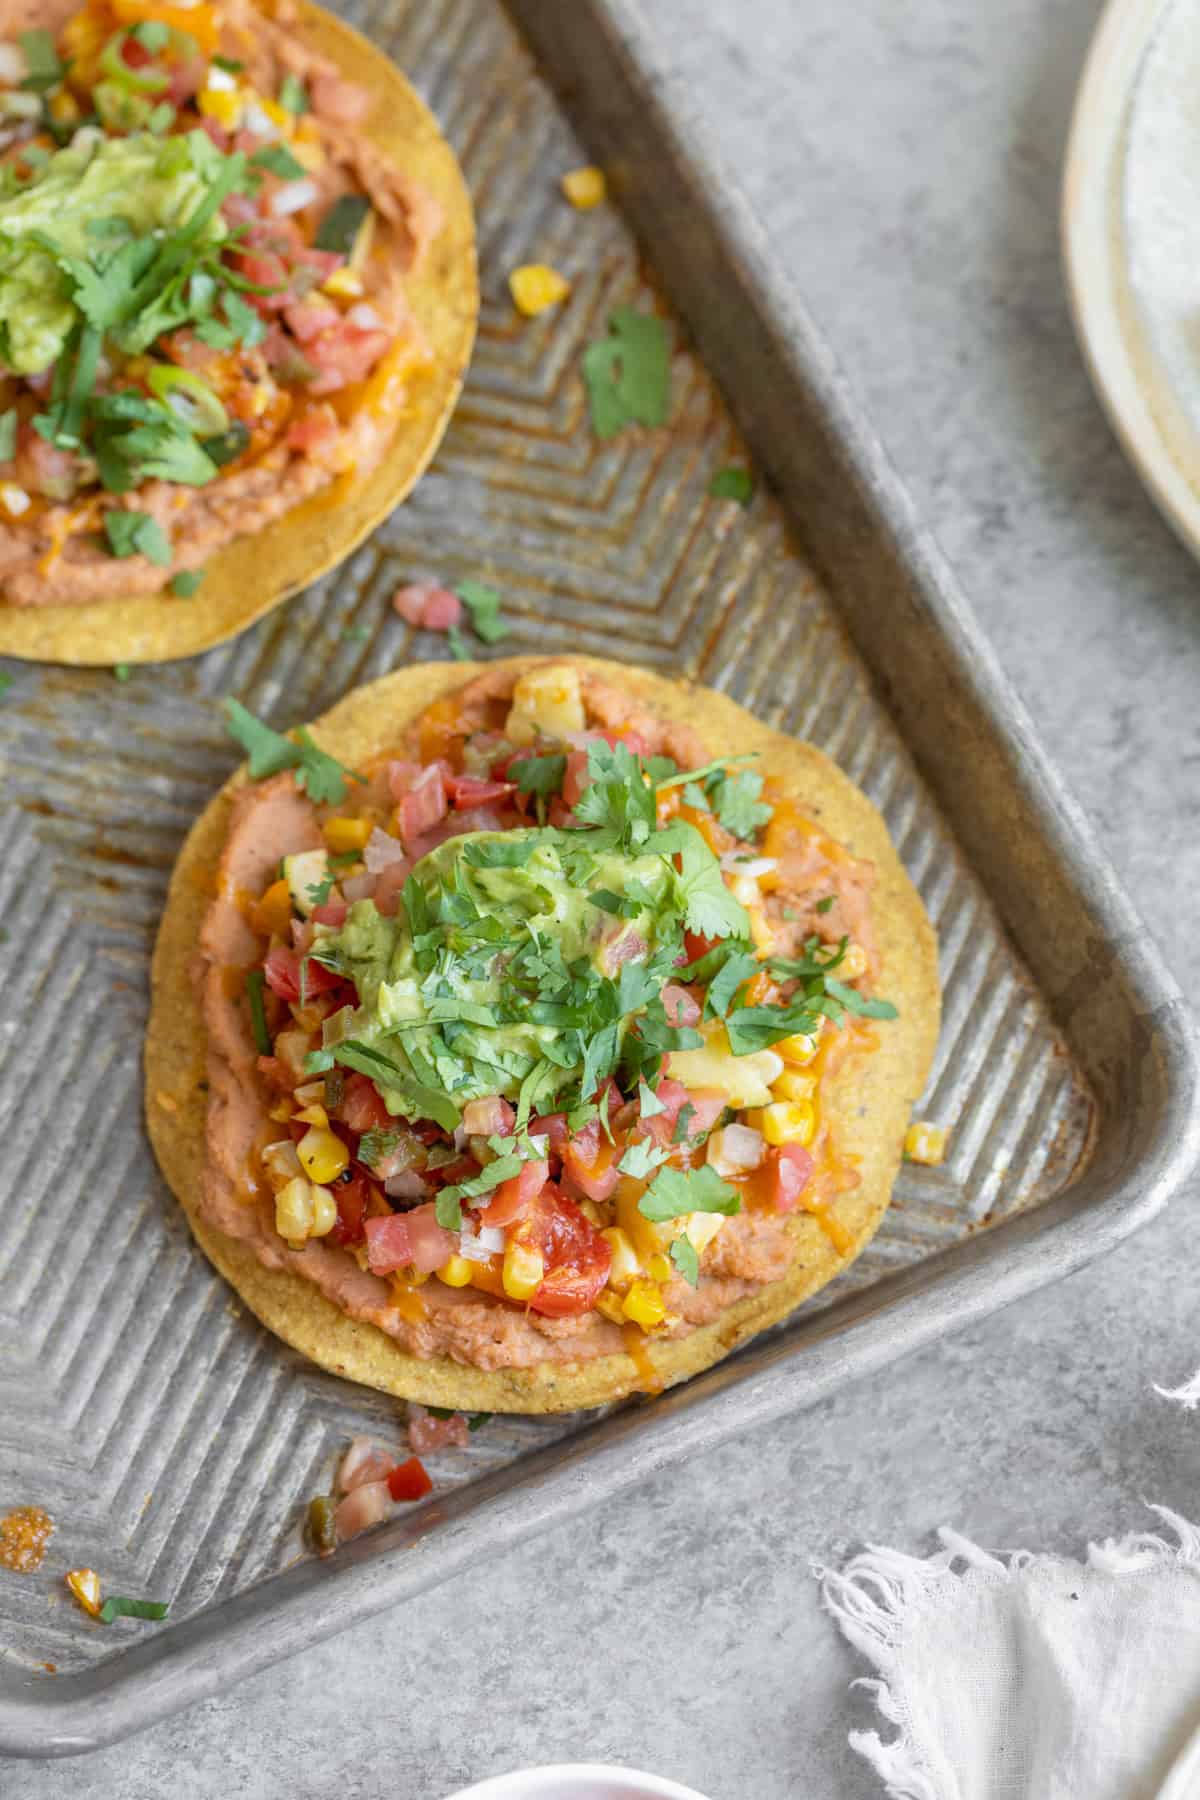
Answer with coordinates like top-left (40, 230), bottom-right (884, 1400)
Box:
top-left (0, 0), bottom-right (1193, 1756)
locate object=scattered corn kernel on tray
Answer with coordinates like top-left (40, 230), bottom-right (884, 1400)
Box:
top-left (0, 0), bottom-right (1195, 1755)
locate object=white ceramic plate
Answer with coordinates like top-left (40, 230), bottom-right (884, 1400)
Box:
top-left (1063, 0), bottom-right (1200, 556)
top-left (443, 1766), bottom-right (713, 1800)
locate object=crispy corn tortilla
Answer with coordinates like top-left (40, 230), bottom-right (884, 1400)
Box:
top-left (146, 657), bottom-right (940, 1412)
top-left (0, 2), bottom-right (477, 667)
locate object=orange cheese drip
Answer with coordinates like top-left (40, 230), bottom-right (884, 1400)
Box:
top-left (622, 1324), bottom-right (664, 1395)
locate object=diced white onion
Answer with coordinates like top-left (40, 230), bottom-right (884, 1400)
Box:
top-left (346, 302), bottom-right (384, 330)
top-left (70, 125), bottom-right (104, 156)
top-left (333, 1479), bottom-right (392, 1542)
top-left (452, 1124), bottom-right (469, 1151)
top-left (363, 827), bottom-right (407, 873)
top-left (241, 99), bottom-right (280, 139)
top-left (457, 1231), bottom-right (492, 1264)
top-left (0, 484), bottom-right (29, 517)
top-left (384, 1170), bottom-right (428, 1201)
top-left (719, 854), bottom-right (777, 879)
top-left (0, 91), bottom-right (41, 119)
top-left (0, 44), bottom-right (28, 85)
top-left (270, 177), bottom-right (319, 217)
top-left (205, 62), bottom-right (238, 92)
top-left (341, 871), bottom-right (378, 903)
top-left (476, 1225), bottom-right (505, 1254)
top-left (707, 1123), bottom-right (764, 1177)
top-left (262, 1139), bottom-right (303, 1182)
top-left (525, 1133), bottom-right (549, 1156)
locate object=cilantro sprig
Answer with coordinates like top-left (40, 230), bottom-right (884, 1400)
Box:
top-left (583, 307), bottom-right (671, 438)
top-left (223, 700), bottom-right (363, 806)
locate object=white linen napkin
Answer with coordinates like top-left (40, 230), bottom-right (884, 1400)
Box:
top-left (817, 1507), bottom-right (1200, 1800)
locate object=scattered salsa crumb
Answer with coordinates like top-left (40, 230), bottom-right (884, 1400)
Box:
top-left (0, 1506), bottom-right (54, 1574)
top-left (509, 263), bottom-right (571, 316)
top-left (66, 1568), bottom-right (102, 1619)
top-left (904, 1121), bottom-right (947, 1166)
top-left (308, 1436), bottom-right (439, 1556)
top-left (392, 583), bottom-right (463, 631)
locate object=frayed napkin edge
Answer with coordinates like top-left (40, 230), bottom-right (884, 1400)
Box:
top-left (812, 1505), bottom-right (1200, 1800)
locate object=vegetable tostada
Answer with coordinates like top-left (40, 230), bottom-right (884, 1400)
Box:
top-left (146, 658), bottom-right (940, 1412)
top-left (0, 1), bottom-right (476, 664)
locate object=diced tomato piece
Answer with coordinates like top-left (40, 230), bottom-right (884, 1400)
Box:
top-left (561, 1120), bottom-right (619, 1203)
top-left (285, 404), bottom-right (341, 454)
top-left (447, 774), bottom-right (516, 809)
top-left (392, 584), bottom-right (463, 631)
top-left (18, 426), bottom-right (81, 501)
top-left (547, 797), bottom-right (577, 829)
top-left (406, 1202), bottom-right (458, 1273)
top-left (527, 1112), bottom-right (569, 1157)
top-left (263, 946), bottom-right (303, 1002)
top-left (336, 1072), bottom-right (392, 1134)
top-left (387, 1456), bottom-right (433, 1502)
top-left (561, 749), bottom-right (591, 809)
top-left (385, 759), bottom-right (424, 801)
top-left (198, 115), bottom-right (231, 151)
top-left (256, 1054), bottom-right (290, 1090)
top-left (661, 983), bottom-right (702, 1027)
top-left (121, 35), bottom-right (152, 67)
top-left (305, 322), bottom-right (392, 396)
top-left (373, 857), bottom-right (412, 918)
top-left (329, 1172), bottom-right (368, 1247)
top-left (683, 930), bottom-right (720, 965)
top-left (479, 1158), bottom-right (549, 1227)
top-left (311, 900), bottom-right (348, 927)
top-left (364, 1212), bottom-right (413, 1275)
top-left (408, 1405), bottom-right (470, 1452)
top-left (517, 1185), bottom-right (612, 1318)
top-left (398, 765), bottom-right (448, 846)
top-left (764, 1144), bottom-right (815, 1213)
top-left (462, 1097), bottom-right (515, 1137)
top-left (284, 299), bottom-right (342, 343)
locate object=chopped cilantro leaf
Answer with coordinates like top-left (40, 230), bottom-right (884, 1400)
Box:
top-left (708, 768), bottom-right (773, 840)
top-left (19, 30), bottom-right (63, 93)
top-left (112, 663), bottom-right (132, 682)
top-left (169, 569), bottom-right (205, 597)
top-left (104, 510), bottom-right (172, 566)
top-left (446, 624), bottom-right (471, 661)
top-left (824, 977), bottom-right (898, 1021)
top-left (654, 753), bottom-right (758, 793)
top-left (457, 579), bottom-right (509, 644)
top-left (815, 895), bottom-right (835, 915)
top-left (617, 1138), bottom-right (669, 1179)
top-left (708, 466), bottom-right (754, 505)
top-left (250, 143), bottom-right (307, 180)
top-left (637, 1078), bottom-right (665, 1117)
top-left (358, 1128), bottom-right (403, 1170)
top-left (639, 1164), bottom-right (740, 1223)
top-left (0, 670), bottom-right (13, 698)
top-left (131, 20), bottom-right (170, 51)
top-left (511, 753), bottom-right (566, 797)
top-left (672, 1102), bottom-right (696, 1145)
top-left (705, 948), bottom-right (759, 1018)
top-left (279, 72), bottom-right (309, 114)
top-left (462, 836), bottom-right (534, 869)
top-left (582, 307), bottom-right (671, 438)
top-left (0, 409), bottom-right (16, 461)
top-left (435, 1189), bottom-right (463, 1231)
top-left (222, 699), bottom-right (363, 804)
top-left (670, 1235), bottom-right (699, 1286)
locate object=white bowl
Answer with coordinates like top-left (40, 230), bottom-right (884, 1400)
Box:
top-left (442, 1765), bottom-right (713, 1800)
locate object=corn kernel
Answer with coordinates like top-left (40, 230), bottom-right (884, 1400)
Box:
top-left (760, 1100), bottom-right (816, 1148)
top-left (747, 906), bottom-right (775, 955)
top-left (268, 1099), bottom-right (294, 1123)
top-left (262, 1140), bottom-right (303, 1189)
top-left (288, 134), bottom-right (326, 172)
top-left (595, 1290), bottom-right (626, 1323)
top-left (904, 1121), bottom-right (947, 1166)
top-left (257, 95), bottom-right (291, 130)
top-left (293, 1103), bottom-right (330, 1128)
top-left (600, 1226), bottom-right (641, 1288)
top-left (508, 263), bottom-right (571, 316)
top-left (293, 1080), bottom-right (326, 1104)
top-left (275, 1176), bottom-right (315, 1243)
top-left (198, 88), bottom-right (242, 128)
top-left (49, 90), bottom-right (81, 125)
top-left (503, 1240), bottom-right (545, 1301)
top-left (297, 1126), bottom-right (349, 1185)
top-left (685, 1212), bottom-right (725, 1255)
top-left (777, 1031), bottom-right (819, 1066)
top-left (773, 1068), bottom-right (817, 1102)
top-left (646, 1252), bottom-right (673, 1284)
top-left (838, 942), bottom-right (869, 981)
top-left (66, 1569), bottom-right (102, 1618)
top-left (309, 1185), bottom-right (338, 1237)
top-left (324, 266), bottom-right (365, 298)
top-left (622, 1280), bottom-right (666, 1330)
top-left (437, 1255), bottom-right (475, 1288)
top-left (561, 165), bottom-right (606, 209)
top-left (323, 815), bottom-right (372, 853)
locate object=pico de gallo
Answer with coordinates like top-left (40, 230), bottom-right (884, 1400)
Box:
top-left (0, 2), bottom-right (439, 606)
top-left (207, 663), bottom-right (899, 1374)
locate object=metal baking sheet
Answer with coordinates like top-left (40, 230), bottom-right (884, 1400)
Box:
top-left (0, 0), bottom-right (1196, 1756)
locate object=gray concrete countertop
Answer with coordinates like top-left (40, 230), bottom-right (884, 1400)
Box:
top-left (11, 2), bottom-right (1200, 1795)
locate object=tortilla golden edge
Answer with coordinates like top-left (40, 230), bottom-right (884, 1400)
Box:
top-left (0, 0), bottom-right (477, 667)
top-left (145, 656), bottom-right (941, 1413)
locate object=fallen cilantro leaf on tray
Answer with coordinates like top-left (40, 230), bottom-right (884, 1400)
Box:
top-left (457, 579), bottom-right (509, 644)
top-left (582, 306), bottom-right (671, 438)
top-left (708, 466), bottom-right (754, 505)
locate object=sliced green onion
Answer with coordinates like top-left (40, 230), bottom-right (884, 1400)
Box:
top-left (278, 72), bottom-right (308, 115)
top-left (148, 365), bottom-right (229, 437)
top-left (246, 968), bottom-right (271, 1056)
top-left (307, 1495), bottom-right (337, 1558)
top-left (99, 31), bottom-right (169, 94)
top-left (99, 1596), bottom-right (169, 1624)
